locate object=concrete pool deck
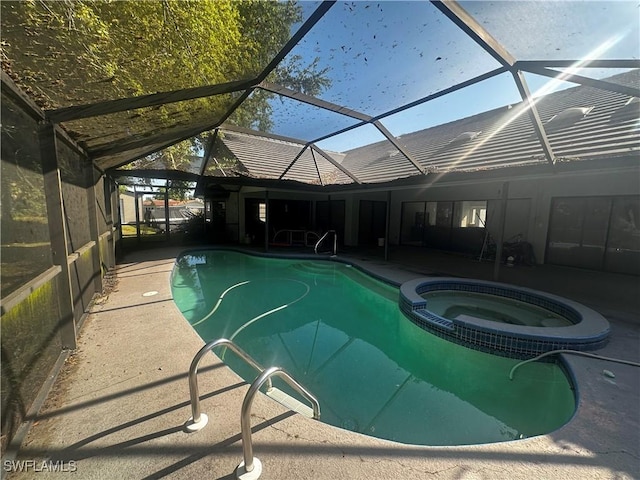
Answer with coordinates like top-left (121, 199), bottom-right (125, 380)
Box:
top-left (4, 246), bottom-right (639, 479)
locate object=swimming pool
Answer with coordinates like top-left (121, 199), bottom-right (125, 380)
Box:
top-left (171, 249), bottom-right (575, 446)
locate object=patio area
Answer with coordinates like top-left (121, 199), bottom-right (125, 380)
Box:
top-left (4, 246), bottom-right (638, 480)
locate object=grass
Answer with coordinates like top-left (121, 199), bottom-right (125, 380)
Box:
top-left (121, 225), bottom-right (162, 236)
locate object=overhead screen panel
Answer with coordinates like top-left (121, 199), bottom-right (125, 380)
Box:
top-left (340, 143), bottom-right (418, 184)
top-left (275, 1), bottom-right (502, 117)
top-left (124, 138), bottom-right (204, 175)
top-left (3, 0), bottom-right (637, 184)
top-left (0, 1), bottom-right (315, 108)
top-left (227, 89), bottom-right (362, 142)
top-left (334, 124), bottom-right (421, 184)
top-left (381, 72), bottom-right (538, 171)
top-left (312, 150), bottom-right (354, 185)
top-left (522, 71), bottom-right (640, 161)
top-left (381, 72), bottom-right (523, 141)
top-left (280, 147), bottom-right (353, 185)
top-left (316, 122), bottom-right (385, 153)
top-left (202, 133), bottom-right (248, 178)
top-left (459, 1), bottom-right (640, 61)
top-left (279, 147), bottom-right (320, 184)
top-left (552, 68), bottom-right (640, 90)
top-left (415, 103), bottom-right (546, 171)
top-left (63, 93), bottom-right (240, 155)
top-left (220, 130), bottom-right (307, 180)
top-left (96, 139), bottom-right (181, 171)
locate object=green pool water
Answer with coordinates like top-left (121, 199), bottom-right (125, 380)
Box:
top-left (422, 291), bottom-right (574, 327)
top-left (171, 250), bottom-right (575, 446)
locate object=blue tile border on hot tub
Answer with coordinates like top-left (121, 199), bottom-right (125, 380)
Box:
top-left (400, 277), bottom-right (611, 359)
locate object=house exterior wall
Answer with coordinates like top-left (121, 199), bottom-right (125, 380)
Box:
top-left (119, 191), bottom-right (140, 225)
top-left (232, 162), bottom-right (638, 270)
top-left (239, 189), bottom-right (332, 243)
top-left (521, 167), bottom-right (639, 262)
top-left (346, 191), bottom-right (390, 246)
top-left (387, 164), bottom-right (639, 265)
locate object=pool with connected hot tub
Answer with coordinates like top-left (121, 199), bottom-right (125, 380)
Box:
top-left (170, 249), bottom-right (609, 446)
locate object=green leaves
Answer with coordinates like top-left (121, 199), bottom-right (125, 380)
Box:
top-left (2, 0), bottom-right (330, 170)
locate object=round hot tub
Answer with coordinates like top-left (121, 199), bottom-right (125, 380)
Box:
top-left (399, 277), bottom-right (610, 358)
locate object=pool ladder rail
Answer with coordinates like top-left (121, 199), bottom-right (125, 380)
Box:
top-left (314, 229), bottom-right (337, 256)
top-left (185, 338), bottom-right (320, 480)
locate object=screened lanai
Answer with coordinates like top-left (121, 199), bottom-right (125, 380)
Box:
top-left (3, 1), bottom-right (639, 184)
top-left (1, 0), bottom-right (639, 468)
top-left (3, 0), bottom-right (638, 268)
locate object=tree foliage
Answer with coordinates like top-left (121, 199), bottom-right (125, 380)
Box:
top-left (1, 0), bottom-right (331, 171)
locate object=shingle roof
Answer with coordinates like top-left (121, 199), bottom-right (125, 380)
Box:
top-left (205, 71), bottom-right (639, 187)
top-left (213, 130), bottom-right (353, 185)
top-left (338, 70), bottom-right (639, 184)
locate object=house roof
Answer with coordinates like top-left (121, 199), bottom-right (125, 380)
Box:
top-left (337, 70), bottom-right (640, 184)
top-left (184, 70), bottom-right (638, 189)
top-left (210, 129), bottom-right (353, 185)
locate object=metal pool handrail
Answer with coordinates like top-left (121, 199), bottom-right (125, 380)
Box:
top-left (185, 338), bottom-right (272, 431)
top-left (314, 229), bottom-right (337, 256)
top-left (237, 366), bottom-right (320, 479)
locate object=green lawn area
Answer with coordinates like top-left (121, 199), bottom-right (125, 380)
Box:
top-left (121, 224), bottom-right (161, 236)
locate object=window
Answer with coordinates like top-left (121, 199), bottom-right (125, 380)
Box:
top-left (455, 201), bottom-right (487, 227)
top-left (258, 202), bottom-right (266, 222)
top-left (547, 195), bottom-right (640, 274)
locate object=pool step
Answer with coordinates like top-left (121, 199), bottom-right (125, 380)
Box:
top-left (266, 387), bottom-right (314, 418)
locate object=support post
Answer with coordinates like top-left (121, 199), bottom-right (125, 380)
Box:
top-left (134, 187), bottom-right (141, 242)
top-left (493, 182), bottom-right (510, 281)
top-left (384, 191), bottom-right (391, 261)
top-left (86, 164), bottom-right (103, 292)
top-left (103, 176), bottom-right (117, 269)
top-left (327, 194), bottom-right (332, 235)
top-left (39, 121), bottom-right (77, 350)
top-left (164, 187), bottom-right (170, 241)
top-left (264, 190), bottom-right (269, 253)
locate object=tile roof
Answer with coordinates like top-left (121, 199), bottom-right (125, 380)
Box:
top-left (339, 70), bottom-right (639, 184)
top-left (213, 130), bottom-right (353, 185)
top-left (211, 70), bottom-right (639, 187)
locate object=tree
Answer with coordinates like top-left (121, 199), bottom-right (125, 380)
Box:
top-left (153, 180), bottom-right (194, 201)
top-left (1, 0), bottom-right (332, 170)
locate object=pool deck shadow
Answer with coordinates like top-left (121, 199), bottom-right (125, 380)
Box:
top-left (5, 246), bottom-right (639, 480)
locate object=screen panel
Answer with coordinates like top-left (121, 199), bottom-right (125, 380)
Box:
top-left (0, 1), bottom-right (315, 107)
top-left (459, 1), bottom-right (640, 62)
top-left (275, 1), bottom-right (501, 116)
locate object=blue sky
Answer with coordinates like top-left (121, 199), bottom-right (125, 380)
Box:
top-left (262, 1), bottom-right (640, 153)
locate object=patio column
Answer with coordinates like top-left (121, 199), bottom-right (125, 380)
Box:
top-left (164, 188), bottom-right (170, 241)
top-left (385, 191), bottom-right (391, 261)
top-left (39, 121), bottom-right (76, 350)
top-left (493, 181), bottom-right (509, 281)
top-left (264, 190), bottom-right (269, 252)
top-left (86, 164), bottom-right (103, 293)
